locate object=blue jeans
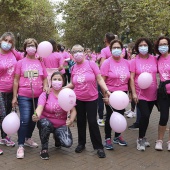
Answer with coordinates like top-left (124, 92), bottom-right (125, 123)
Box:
top-left (18, 95), bottom-right (38, 145)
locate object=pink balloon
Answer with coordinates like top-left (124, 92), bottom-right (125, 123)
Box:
top-left (137, 72), bottom-right (153, 89)
top-left (58, 88), bottom-right (76, 111)
top-left (37, 41), bottom-right (53, 58)
top-left (2, 112), bottom-right (20, 135)
top-left (109, 91), bottom-right (129, 110)
top-left (110, 112), bottom-right (127, 133)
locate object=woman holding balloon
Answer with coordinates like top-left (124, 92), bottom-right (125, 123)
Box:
top-left (100, 39), bottom-right (130, 150)
top-left (12, 38), bottom-right (49, 159)
top-left (0, 32), bottom-right (23, 155)
top-left (130, 37), bottom-right (157, 151)
top-left (154, 36), bottom-right (170, 151)
top-left (66, 44), bottom-right (110, 158)
top-left (32, 72), bottom-right (76, 160)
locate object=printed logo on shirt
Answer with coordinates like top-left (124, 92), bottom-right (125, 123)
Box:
top-left (75, 68), bottom-right (87, 89)
top-left (159, 62), bottom-right (170, 80)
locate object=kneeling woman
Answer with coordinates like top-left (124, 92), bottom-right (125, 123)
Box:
top-left (33, 72), bottom-right (76, 160)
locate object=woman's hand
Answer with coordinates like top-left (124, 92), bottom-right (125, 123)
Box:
top-left (12, 97), bottom-right (18, 108)
top-left (43, 86), bottom-right (50, 94)
top-left (32, 114), bottom-right (39, 122)
top-left (132, 93), bottom-right (138, 103)
top-left (66, 118), bottom-right (73, 126)
top-left (103, 94), bottom-right (109, 105)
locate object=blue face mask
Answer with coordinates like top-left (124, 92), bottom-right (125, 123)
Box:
top-left (112, 49), bottom-right (122, 57)
top-left (138, 46), bottom-right (148, 55)
top-left (158, 45), bottom-right (169, 54)
top-left (1, 41), bottom-right (12, 51)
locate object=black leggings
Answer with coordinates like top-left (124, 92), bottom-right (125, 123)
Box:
top-left (159, 95), bottom-right (170, 126)
top-left (0, 92), bottom-right (13, 138)
top-left (105, 104), bottom-right (125, 139)
top-left (76, 99), bottom-right (103, 149)
top-left (37, 118), bottom-right (73, 150)
top-left (137, 100), bottom-right (155, 138)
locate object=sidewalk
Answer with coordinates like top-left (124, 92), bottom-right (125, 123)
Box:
top-left (1, 106), bottom-right (169, 170)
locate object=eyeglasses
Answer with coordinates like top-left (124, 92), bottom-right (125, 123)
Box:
top-left (138, 44), bottom-right (148, 47)
top-left (72, 50), bottom-right (84, 53)
top-left (112, 47), bottom-right (121, 50)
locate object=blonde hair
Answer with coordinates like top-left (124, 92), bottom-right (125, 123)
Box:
top-left (71, 44), bottom-right (84, 52)
top-left (0, 32), bottom-right (15, 48)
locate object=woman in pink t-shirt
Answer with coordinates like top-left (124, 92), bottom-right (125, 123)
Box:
top-left (32, 72), bottom-right (76, 160)
top-left (100, 39), bottom-right (130, 150)
top-left (12, 38), bottom-right (48, 159)
top-left (130, 38), bottom-right (157, 151)
top-left (154, 36), bottom-right (170, 151)
top-left (43, 40), bottom-right (64, 86)
top-left (0, 32), bottom-right (23, 155)
top-left (65, 44), bottom-right (110, 158)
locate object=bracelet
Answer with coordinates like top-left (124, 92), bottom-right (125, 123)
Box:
top-left (105, 90), bottom-right (109, 94)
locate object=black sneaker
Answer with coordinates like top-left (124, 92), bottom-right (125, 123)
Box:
top-left (97, 149), bottom-right (106, 158)
top-left (40, 150), bottom-right (49, 160)
top-left (75, 144), bottom-right (85, 153)
top-left (128, 123), bottom-right (139, 130)
top-left (55, 142), bottom-right (61, 149)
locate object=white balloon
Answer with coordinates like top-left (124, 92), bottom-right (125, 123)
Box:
top-left (109, 91), bottom-right (129, 110)
top-left (138, 72), bottom-right (153, 89)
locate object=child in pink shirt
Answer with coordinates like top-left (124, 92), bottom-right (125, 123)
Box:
top-left (32, 71), bottom-right (76, 160)
top-left (12, 38), bottom-right (48, 159)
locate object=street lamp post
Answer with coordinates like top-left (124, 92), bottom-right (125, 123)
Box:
top-left (17, 33), bottom-right (20, 50)
top-left (125, 26), bottom-right (130, 44)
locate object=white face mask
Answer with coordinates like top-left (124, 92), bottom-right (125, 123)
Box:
top-left (112, 49), bottom-right (122, 57)
top-left (138, 46), bottom-right (148, 55)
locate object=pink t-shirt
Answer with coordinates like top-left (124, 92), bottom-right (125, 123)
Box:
top-left (100, 46), bottom-right (111, 59)
top-left (43, 52), bottom-right (63, 68)
top-left (38, 90), bottom-right (67, 128)
top-left (0, 51), bottom-right (23, 92)
top-left (15, 57), bottom-right (48, 98)
top-left (71, 60), bottom-right (100, 101)
top-left (158, 54), bottom-right (170, 94)
top-left (130, 55), bottom-right (157, 101)
top-left (100, 57), bottom-right (130, 92)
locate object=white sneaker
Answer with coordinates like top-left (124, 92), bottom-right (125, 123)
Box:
top-left (155, 140), bottom-right (163, 151)
top-left (127, 111), bottom-right (136, 118)
top-left (97, 119), bottom-right (105, 126)
top-left (167, 141), bottom-right (170, 151)
top-left (125, 109), bottom-right (131, 115)
top-left (137, 138), bottom-right (145, 151)
top-left (16, 146), bottom-right (24, 159)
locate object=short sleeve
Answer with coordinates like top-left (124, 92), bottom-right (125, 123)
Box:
top-left (89, 61), bottom-right (100, 76)
top-left (41, 61), bottom-right (48, 78)
top-left (38, 92), bottom-right (47, 106)
top-left (12, 49), bottom-right (23, 61)
top-left (100, 48), bottom-right (107, 59)
top-left (130, 59), bottom-right (136, 73)
top-left (100, 59), bottom-right (109, 76)
top-left (15, 60), bottom-right (22, 75)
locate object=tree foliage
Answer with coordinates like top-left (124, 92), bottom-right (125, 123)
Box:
top-left (56, 0), bottom-right (170, 48)
top-left (0, 0), bottom-right (59, 49)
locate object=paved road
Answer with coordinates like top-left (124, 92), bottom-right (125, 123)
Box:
top-left (1, 106), bottom-right (169, 170)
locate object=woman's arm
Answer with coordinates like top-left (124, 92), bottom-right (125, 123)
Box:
top-left (66, 107), bottom-right (77, 126)
top-left (32, 105), bottom-right (44, 122)
top-left (64, 82), bottom-right (74, 89)
top-left (96, 74), bottom-right (111, 96)
top-left (12, 74), bottom-right (20, 107)
top-left (43, 77), bottom-right (49, 93)
top-left (130, 72), bottom-right (138, 103)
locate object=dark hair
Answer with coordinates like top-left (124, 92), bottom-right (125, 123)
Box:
top-left (57, 44), bottom-right (61, 52)
top-left (109, 39), bottom-right (123, 51)
top-left (154, 36), bottom-right (170, 55)
top-left (134, 38), bottom-right (153, 54)
top-left (51, 71), bottom-right (65, 86)
top-left (105, 32), bottom-right (115, 44)
top-left (49, 39), bottom-right (57, 52)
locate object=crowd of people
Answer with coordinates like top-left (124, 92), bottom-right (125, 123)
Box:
top-left (0, 31), bottom-right (170, 160)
